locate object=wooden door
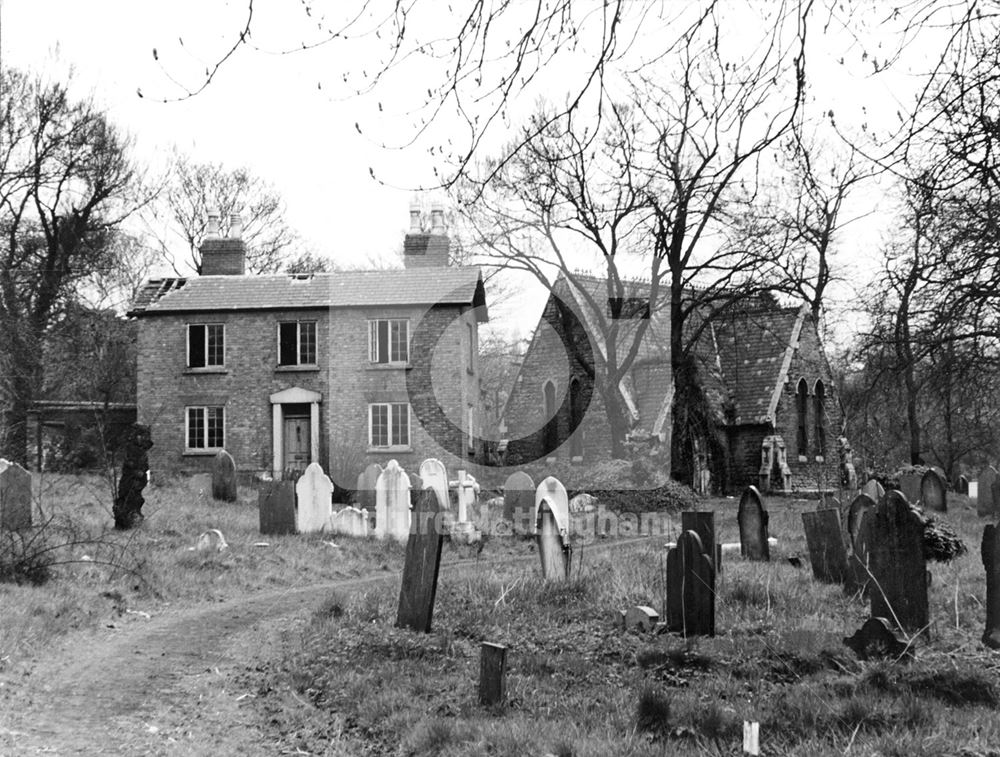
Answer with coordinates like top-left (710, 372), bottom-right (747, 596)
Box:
top-left (283, 416), bottom-right (310, 476)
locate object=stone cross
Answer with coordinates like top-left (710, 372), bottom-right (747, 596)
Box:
top-left (681, 510), bottom-right (718, 572)
top-left (737, 486), bottom-right (770, 561)
top-left (212, 449), bottom-right (238, 502)
top-left (376, 460), bottom-right (411, 541)
top-left (449, 469), bottom-right (478, 523)
top-left (920, 468), bottom-right (947, 512)
top-left (665, 530), bottom-right (715, 637)
top-left (978, 466), bottom-right (998, 517)
top-left (982, 523), bottom-right (1000, 649)
top-left (356, 462), bottom-right (382, 512)
top-left (395, 488), bottom-right (445, 633)
top-left (535, 476), bottom-right (571, 580)
top-left (295, 462), bottom-right (334, 533)
top-left (855, 490), bottom-right (929, 634)
top-left (259, 481), bottom-right (296, 535)
top-left (0, 458), bottom-right (32, 531)
top-left (503, 471), bottom-right (535, 536)
top-left (418, 458), bottom-right (450, 512)
top-left (801, 508), bottom-right (852, 586)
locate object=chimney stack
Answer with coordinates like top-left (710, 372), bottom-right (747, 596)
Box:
top-left (403, 196), bottom-right (451, 269)
top-left (200, 209), bottom-right (246, 275)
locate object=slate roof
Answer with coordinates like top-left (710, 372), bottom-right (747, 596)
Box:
top-left (128, 268), bottom-right (488, 320)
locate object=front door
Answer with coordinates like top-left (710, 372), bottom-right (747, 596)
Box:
top-left (283, 415), bottom-right (311, 476)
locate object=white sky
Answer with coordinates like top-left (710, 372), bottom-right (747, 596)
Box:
top-left (1, 1), bottom-right (950, 346)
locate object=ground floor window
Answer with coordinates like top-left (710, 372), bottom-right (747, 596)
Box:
top-left (369, 403), bottom-right (410, 448)
top-left (186, 406), bottom-right (224, 450)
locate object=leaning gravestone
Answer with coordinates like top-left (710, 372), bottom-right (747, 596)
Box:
top-left (356, 462), bottom-right (382, 511)
top-left (846, 493), bottom-right (876, 546)
top-left (112, 424), bottom-right (153, 530)
top-left (328, 506), bottom-right (368, 537)
top-left (259, 481), bottom-right (297, 535)
top-left (418, 458), bottom-right (450, 511)
top-left (0, 458), bottom-right (32, 531)
top-left (681, 511), bottom-right (717, 572)
top-left (665, 530), bottom-right (715, 637)
top-left (982, 523), bottom-right (1000, 649)
top-left (898, 470), bottom-right (923, 506)
top-left (920, 468), bottom-right (947, 512)
top-left (212, 449), bottom-right (238, 502)
top-left (375, 460), bottom-right (411, 541)
top-left (978, 466), bottom-right (998, 517)
top-left (295, 462), bottom-right (334, 533)
top-left (503, 471), bottom-right (535, 535)
top-left (396, 488), bottom-right (445, 633)
top-left (801, 508), bottom-right (852, 586)
top-left (855, 490), bottom-right (928, 634)
top-left (738, 486), bottom-right (770, 561)
top-left (535, 477), bottom-right (571, 580)
top-left (861, 478), bottom-right (885, 503)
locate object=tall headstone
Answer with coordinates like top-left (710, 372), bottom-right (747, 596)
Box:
top-left (295, 462), bottom-right (334, 533)
top-left (535, 477), bottom-right (571, 581)
top-left (112, 424), bottom-right (152, 530)
top-left (259, 481), bottom-right (297, 535)
top-left (375, 460), bottom-right (411, 541)
top-left (737, 486), bottom-right (770, 561)
top-left (978, 466), bottom-right (998, 517)
top-left (503, 471), bottom-right (535, 535)
top-left (982, 523), bottom-right (1000, 649)
top-left (534, 476), bottom-right (570, 538)
top-left (801, 509), bottom-right (852, 586)
top-left (855, 490), bottom-right (929, 633)
top-left (861, 478), bottom-right (884, 503)
top-left (418, 458), bottom-right (450, 511)
top-left (681, 511), bottom-right (717, 572)
top-left (0, 458), bottom-right (32, 531)
top-left (846, 493), bottom-right (876, 546)
top-left (665, 530), bottom-right (715, 637)
top-left (356, 462), bottom-right (382, 511)
top-left (920, 468), bottom-right (947, 512)
top-left (396, 489), bottom-right (445, 633)
top-left (212, 449), bottom-right (238, 502)
top-left (898, 470), bottom-right (923, 505)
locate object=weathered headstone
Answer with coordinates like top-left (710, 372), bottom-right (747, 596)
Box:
top-left (681, 511), bottom-right (717, 572)
top-left (478, 642), bottom-right (508, 706)
top-left (0, 458), bottom-right (32, 531)
top-left (624, 605), bottom-right (659, 633)
top-left (418, 458), bottom-right (450, 511)
top-left (978, 466), bottom-right (998, 517)
top-left (328, 506), bottom-right (369, 537)
top-left (395, 488), bottom-right (444, 633)
top-left (195, 528), bottom-right (228, 552)
top-left (855, 490), bottom-right (928, 634)
top-left (898, 470), bottom-right (923, 505)
top-left (356, 462), bottom-right (382, 511)
top-left (259, 481), bottom-right (297, 535)
top-left (843, 617), bottom-right (912, 660)
top-left (212, 449), bottom-right (238, 502)
top-left (801, 509), bottom-right (851, 586)
top-left (737, 486), bottom-right (770, 561)
top-left (846, 493), bottom-right (876, 546)
top-left (112, 424), bottom-right (153, 530)
top-left (920, 468), bottom-right (947, 512)
top-left (503, 471), bottom-right (535, 535)
top-left (861, 478), bottom-right (885, 503)
top-left (665, 530), bottom-right (715, 637)
top-left (375, 460), bottom-right (411, 541)
top-left (295, 462), bottom-right (334, 533)
top-left (982, 523), bottom-right (1000, 649)
top-left (956, 475), bottom-right (969, 496)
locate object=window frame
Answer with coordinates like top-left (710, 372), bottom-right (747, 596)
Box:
top-left (185, 405), bottom-right (225, 451)
top-left (186, 323), bottom-right (225, 369)
top-left (368, 318), bottom-right (410, 365)
top-left (368, 402), bottom-right (411, 449)
top-left (795, 378), bottom-right (809, 458)
top-left (276, 320), bottom-right (318, 367)
top-left (813, 380), bottom-right (826, 457)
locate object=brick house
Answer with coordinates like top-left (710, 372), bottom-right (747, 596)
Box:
top-left (128, 207), bottom-right (488, 487)
top-left (503, 274), bottom-right (843, 494)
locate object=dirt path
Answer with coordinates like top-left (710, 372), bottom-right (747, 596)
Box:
top-left (0, 538), bottom-right (654, 756)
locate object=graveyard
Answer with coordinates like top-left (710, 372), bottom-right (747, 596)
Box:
top-left (1, 459), bottom-right (1000, 755)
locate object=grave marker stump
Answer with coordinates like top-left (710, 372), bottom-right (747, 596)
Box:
top-left (259, 481), bottom-right (297, 535)
top-left (503, 471), bottom-right (535, 535)
top-left (855, 490), bottom-right (929, 634)
top-left (681, 510), bottom-right (718, 572)
top-left (801, 509), bottom-right (852, 586)
top-left (478, 642), bottom-right (508, 706)
top-left (665, 530), bottom-right (715, 637)
top-left (212, 449), bottom-right (238, 502)
top-left (0, 458), bottom-right (32, 531)
top-left (395, 488), bottom-right (445, 633)
top-left (737, 486), bottom-right (770, 561)
top-left (295, 462), bottom-right (334, 533)
top-left (981, 523), bottom-right (1000, 649)
top-left (978, 466), bottom-right (998, 517)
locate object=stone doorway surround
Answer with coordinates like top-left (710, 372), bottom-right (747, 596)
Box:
top-left (270, 387), bottom-right (321, 479)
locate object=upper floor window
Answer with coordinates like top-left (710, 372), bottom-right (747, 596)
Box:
top-left (188, 324), bottom-right (224, 368)
top-left (796, 378), bottom-right (809, 456)
top-left (369, 319), bottom-right (408, 364)
top-left (369, 402), bottom-right (410, 448)
top-left (186, 406), bottom-right (224, 450)
top-left (814, 380), bottom-right (826, 456)
top-left (278, 321), bottom-right (317, 366)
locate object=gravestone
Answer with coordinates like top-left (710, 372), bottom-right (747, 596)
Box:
top-left (328, 506), bottom-right (369, 537)
top-left (478, 642), bottom-right (507, 706)
top-left (503, 471), bottom-right (535, 535)
top-left (112, 424), bottom-right (153, 530)
top-left (846, 493), bottom-right (876, 546)
top-left (259, 481), bottom-right (297, 535)
top-left (375, 460), bottom-right (411, 541)
top-left (356, 462), bottom-right (382, 511)
top-left (920, 468), bottom-right (947, 512)
top-left (982, 524), bottom-right (1000, 649)
top-left (212, 449), bottom-right (238, 502)
top-left (978, 466), bottom-right (998, 517)
top-left (956, 475), bottom-right (969, 496)
top-left (801, 509), bottom-right (852, 586)
top-left (737, 486), bottom-right (770, 561)
top-left (843, 617), bottom-right (912, 661)
top-left (536, 489), bottom-right (571, 582)
top-left (822, 493), bottom-right (841, 510)
top-left (665, 530), bottom-right (715, 637)
top-left (418, 458), bottom-right (450, 511)
top-left (861, 478), bottom-right (885, 503)
top-left (451, 469), bottom-right (478, 523)
top-left (195, 529), bottom-right (228, 552)
top-left (624, 605), bottom-right (659, 633)
top-left (395, 488), bottom-right (445, 633)
top-left (681, 511), bottom-right (717, 572)
top-left (855, 490), bottom-right (928, 633)
top-left (898, 470), bottom-right (923, 505)
top-left (0, 458), bottom-right (32, 531)
top-left (295, 462), bottom-right (334, 533)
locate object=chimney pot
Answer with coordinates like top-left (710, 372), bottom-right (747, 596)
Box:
top-left (205, 209), bottom-right (221, 240)
top-left (430, 200), bottom-right (446, 235)
top-left (229, 213), bottom-right (243, 240)
top-left (409, 196), bottom-right (423, 232)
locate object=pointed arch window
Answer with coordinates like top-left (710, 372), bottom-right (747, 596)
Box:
top-left (796, 379), bottom-right (809, 456)
top-left (814, 380), bottom-right (826, 456)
